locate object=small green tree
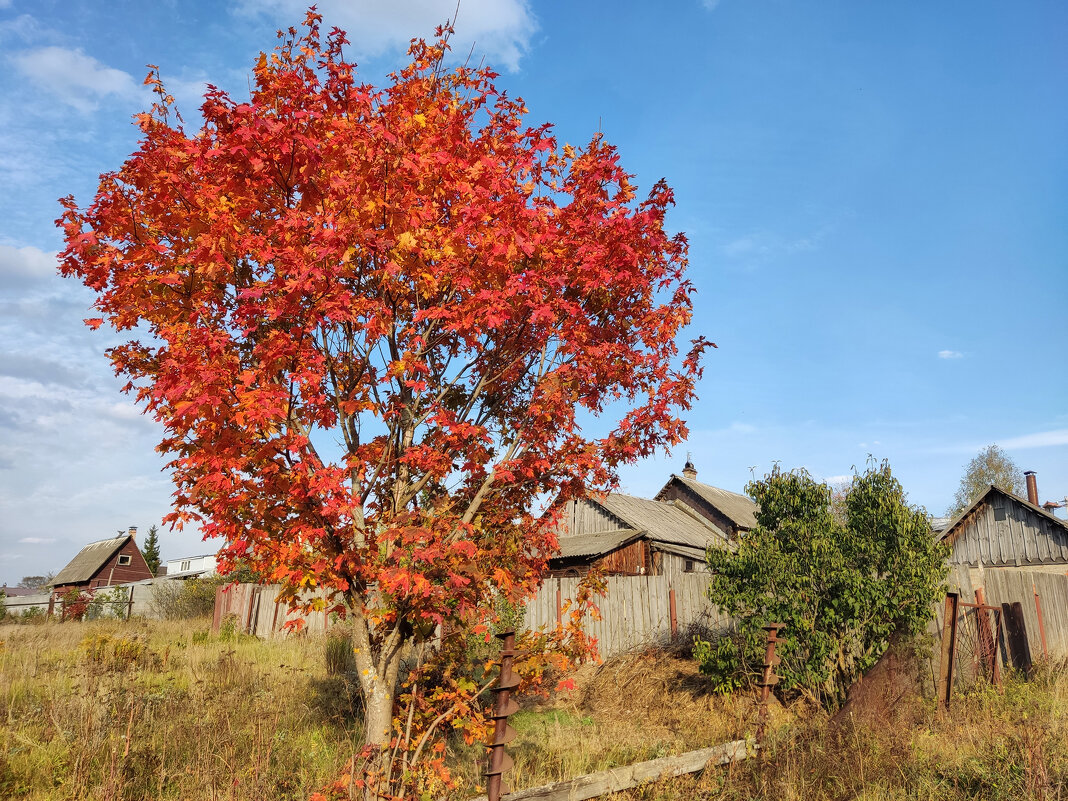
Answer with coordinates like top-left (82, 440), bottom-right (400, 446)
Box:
top-left (948, 444), bottom-right (1024, 517)
top-left (697, 460), bottom-right (948, 705)
top-left (142, 525), bottom-right (162, 576)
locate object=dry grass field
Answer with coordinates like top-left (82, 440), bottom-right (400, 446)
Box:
top-left (1, 617), bottom-right (1065, 800)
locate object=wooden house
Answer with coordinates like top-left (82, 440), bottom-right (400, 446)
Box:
top-left (51, 527), bottom-right (154, 598)
top-left (941, 483), bottom-right (1068, 576)
top-left (549, 490), bottom-right (733, 580)
top-left (654, 461), bottom-right (758, 539)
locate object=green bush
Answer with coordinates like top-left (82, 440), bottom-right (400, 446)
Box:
top-left (699, 459), bottom-right (948, 706)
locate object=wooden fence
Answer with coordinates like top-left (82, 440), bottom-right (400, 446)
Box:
top-left (210, 565), bottom-right (1068, 669)
top-left (525, 573), bottom-right (732, 658)
top-left (210, 573), bottom-right (730, 653)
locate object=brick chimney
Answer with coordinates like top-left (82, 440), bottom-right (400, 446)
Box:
top-left (128, 525), bottom-right (138, 540)
top-left (682, 458), bottom-right (697, 481)
top-left (1024, 471), bottom-right (1039, 506)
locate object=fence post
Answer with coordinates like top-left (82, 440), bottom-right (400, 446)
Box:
top-left (486, 630), bottom-right (519, 801)
top-left (126, 586), bottom-right (134, 621)
top-left (938, 592), bottom-right (960, 708)
top-left (757, 623), bottom-right (785, 743)
top-left (669, 588), bottom-right (678, 638)
top-left (1033, 582), bottom-right (1049, 659)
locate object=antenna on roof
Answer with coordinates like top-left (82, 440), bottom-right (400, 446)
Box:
top-left (682, 453), bottom-right (697, 480)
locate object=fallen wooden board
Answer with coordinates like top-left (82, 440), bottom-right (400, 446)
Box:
top-left (467, 738), bottom-right (750, 801)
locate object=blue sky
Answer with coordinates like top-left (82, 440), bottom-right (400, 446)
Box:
top-left (1, 0), bottom-right (1066, 585)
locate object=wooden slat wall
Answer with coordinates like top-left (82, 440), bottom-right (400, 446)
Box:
top-left (522, 572), bottom-right (732, 658)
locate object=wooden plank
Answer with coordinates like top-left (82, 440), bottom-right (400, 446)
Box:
top-left (467, 740), bottom-right (749, 801)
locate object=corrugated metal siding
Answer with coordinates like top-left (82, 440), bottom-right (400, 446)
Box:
top-left (949, 496), bottom-right (1068, 567)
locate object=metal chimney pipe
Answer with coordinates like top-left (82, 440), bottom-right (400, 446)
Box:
top-left (1024, 472), bottom-right (1038, 506)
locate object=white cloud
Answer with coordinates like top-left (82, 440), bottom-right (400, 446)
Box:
top-left (11, 46), bottom-right (140, 112)
top-left (18, 537), bottom-right (55, 544)
top-left (823, 474), bottom-right (852, 485)
top-left (938, 350), bottom-right (963, 359)
top-left (996, 430), bottom-right (1068, 450)
top-left (702, 0), bottom-right (724, 10)
top-left (237, 0), bottom-right (538, 71)
top-left (0, 244), bottom-right (57, 290)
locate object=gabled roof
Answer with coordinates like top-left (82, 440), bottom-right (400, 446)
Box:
top-left (656, 474), bottom-right (759, 530)
top-left (552, 492), bottom-right (731, 562)
top-left (599, 493), bottom-right (730, 551)
top-left (51, 534), bottom-right (131, 586)
top-left (941, 484), bottom-right (1068, 544)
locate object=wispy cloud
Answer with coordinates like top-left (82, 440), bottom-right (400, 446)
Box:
top-left (996, 429), bottom-right (1068, 450)
top-left (702, 0), bottom-right (724, 10)
top-left (938, 350), bottom-right (963, 359)
top-left (18, 537), bottom-right (55, 544)
top-left (237, 0), bottom-right (539, 71)
top-left (10, 46), bottom-right (140, 112)
top-left (721, 225), bottom-right (831, 267)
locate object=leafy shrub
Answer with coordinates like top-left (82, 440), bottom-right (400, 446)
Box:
top-left (150, 576), bottom-right (223, 619)
top-left (699, 459), bottom-right (948, 706)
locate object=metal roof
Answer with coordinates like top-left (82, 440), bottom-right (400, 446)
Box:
top-left (51, 535), bottom-right (131, 585)
top-left (599, 493), bottom-right (730, 551)
top-left (657, 475), bottom-right (759, 530)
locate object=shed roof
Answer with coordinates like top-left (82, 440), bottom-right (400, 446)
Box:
top-left (554, 528), bottom-right (642, 559)
top-left (657, 475), bottom-right (759, 530)
top-left (51, 534), bottom-right (131, 586)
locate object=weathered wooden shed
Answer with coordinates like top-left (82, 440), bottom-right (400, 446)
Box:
top-left (941, 485), bottom-right (1068, 575)
top-left (654, 463), bottom-right (758, 539)
top-left (51, 528), bottom-right (154, 598)
top-left (550, 492), bottom-right (732, 579)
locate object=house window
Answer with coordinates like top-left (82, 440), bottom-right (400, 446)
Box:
top-left (117, 555), bottom-right (132, 566)
top-left (180, 560), bottom-right (191, 572)
top-left (684, 559), bottom-right (695, 573)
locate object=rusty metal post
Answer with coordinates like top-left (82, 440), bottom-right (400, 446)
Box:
top-left (938, 592), bottom-right (960, 708)
top-left (973, 588), bottom-right (998, 682)
top-left (1034, 585), bottom-right (1049, 659)
top-left (486, 630), bottom-right (519, 801)
top-left (757, 623), bottom-right (785, 743)
top-left (669, 588), bottom-right (678, 638)
top-left (555, 589), bottom-right (562, 627)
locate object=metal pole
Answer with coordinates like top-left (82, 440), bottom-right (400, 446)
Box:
top-left (757, 623), bottom-right (784, 743)
top-left (486, 631), bottom-right (519, 801)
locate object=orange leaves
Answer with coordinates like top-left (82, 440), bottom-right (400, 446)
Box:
top-left (59, 10), bottom-right (704, 777)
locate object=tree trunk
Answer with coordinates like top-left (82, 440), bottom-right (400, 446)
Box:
top-left (351, 608), bottom-right (405, 748)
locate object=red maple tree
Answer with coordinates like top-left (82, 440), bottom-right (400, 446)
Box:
top-left (59, 12), bottom-right (708, 754)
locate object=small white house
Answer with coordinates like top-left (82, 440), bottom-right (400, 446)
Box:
top-left (163, 553), bottom-right (218, 578)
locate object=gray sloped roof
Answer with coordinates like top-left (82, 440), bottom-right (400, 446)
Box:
top-left (658, 475), bottom-right (759, 530)
top-left (555, 528), bottom-right (642, 559)
top-left (599, 493), bottom-right (730, 550)
top-left (51, 535), bottom-right (130, 585)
